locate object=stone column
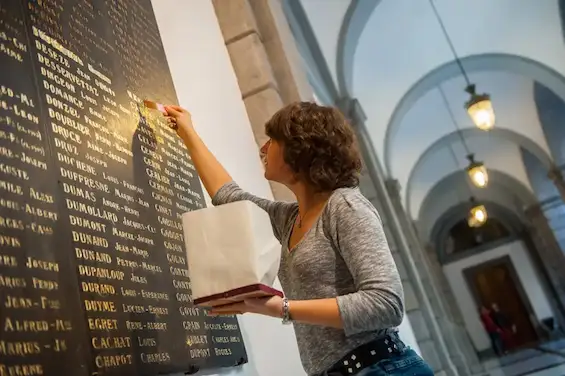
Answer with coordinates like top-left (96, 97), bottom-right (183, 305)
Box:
top-left (548, 166), bottom-right (565, 203)
top-left (524, 204), bottom-right (565, 328)
top-left (386, 179), bottom-right (479, 376)
top-left (212, 0), bottom-right (313, 201)
top-left (338, 97), bottom-right (459, 376)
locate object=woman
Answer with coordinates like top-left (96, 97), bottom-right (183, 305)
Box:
top-left (164, 102), bottom-right (433, 376)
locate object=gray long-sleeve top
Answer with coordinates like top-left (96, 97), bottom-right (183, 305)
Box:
top-left (212, 182), bottom-right (404, 375)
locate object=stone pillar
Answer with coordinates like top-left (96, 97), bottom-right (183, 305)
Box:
top-left (212, 0), bottom-right (312, 201)
top-left (524, 204), bottom-right (565, 328)
top-left (548, 166), bottom-right (565, 203)
top-left (338, 97), bottom-right (459, 376)
top-left (385, 179), bottom-right (479, 376)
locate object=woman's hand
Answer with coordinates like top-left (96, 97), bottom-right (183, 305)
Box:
top-left (210, 296), bottom-right (284, 318)
top-left (164, 105), bottom-right (194, 140)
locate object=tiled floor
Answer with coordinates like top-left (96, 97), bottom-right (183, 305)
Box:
top-left (476, 339), bottom-right (565, 376)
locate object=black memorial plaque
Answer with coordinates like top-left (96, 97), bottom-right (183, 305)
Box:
top-left (0, 1), bottom-right (247, 375)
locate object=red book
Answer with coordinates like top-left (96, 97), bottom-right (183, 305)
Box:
top-left (194, 284), bottom-right (283, 309)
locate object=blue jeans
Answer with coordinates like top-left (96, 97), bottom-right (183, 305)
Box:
top-left (357, 349), bottom-right (433, 376)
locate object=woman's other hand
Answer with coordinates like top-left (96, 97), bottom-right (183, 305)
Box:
top-left (164, 105), bottom-right (193, 140)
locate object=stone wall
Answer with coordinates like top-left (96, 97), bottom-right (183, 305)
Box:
top-left (212, 0), bottom-right (314, 201)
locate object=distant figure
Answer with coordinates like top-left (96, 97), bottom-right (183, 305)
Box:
top-left (479, 306), bottom-right (505, 356)
top-left (490, 303), bottom-right (516, 349)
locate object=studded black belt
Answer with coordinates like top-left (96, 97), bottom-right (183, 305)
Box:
top-left (323, 332), bottom-right (406, 375)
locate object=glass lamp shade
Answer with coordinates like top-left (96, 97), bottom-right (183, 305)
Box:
top-left (466, 94), bottom-right (495, 131)
top-left (468, 204), bottom-right (488, 228)
top-left (467, 162), bottom-right (488, 188)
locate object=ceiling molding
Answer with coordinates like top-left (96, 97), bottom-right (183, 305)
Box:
top-left (416, 169), bottom-right (536, 240)
top-left (404, 127), bottom-right (553, 215)
top-left (383, 53), bottom-right (565, 177)
top-left (336, 0), bottom-right (381, 97)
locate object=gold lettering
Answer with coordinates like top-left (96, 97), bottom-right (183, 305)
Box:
top-left (130, 274), bottom-right (147, 284)
top-left (69, 215), bottom-right (107, 233)
top-left (72, 230), bottom-right (109, 248)
top-left (122, 303), bottom-right (144, 313)
top-left (75, 248), bottom-right (112, 263)
top-left (0, 363), bottom-right (43, 375)
top-left (182, 321), bottom-right (201, 330)
top-left (137, 337), bottom-right (157, 347)
top-left (0, 255), bottom-right (17, 267)
top-left (125, 320), bottom-right (142, 330)
top-left (3, 318), bottom-right (49, 332)
top-left (39, 296), bottom-right (60, 309)
top-left (84, 299), bottom-right (116, 312)
top-left (60, 167), bottom-right (110, 193)
top-left (147, 306), bottom-right (168, 315)
top-left (116, 257), bottom-right (138, 269)
top-left (141, 290), bottom-right (168, 301)
top-left (114, 188), bottom-right (133, 202)
top-left (87, 318), bottom-right (118, 330)
top-left (169, 266), bottom-right (189, 277)
top-left (164, 241), bottom-right (183, 253)
top-left (0, 340), bottom-right (41, 356)
top-left (14, 105), bottom-right (39, 124)
top-left (32, 277), bottom-right (58, 291)
top-left (78, 265), bottom-right (125, 280)
top-left (0, 275), bottom-right (26, 288)
top-left (94, 354), bottom-right (133, 369)
top-left (25, 204), bottom-right (58, 221)
top-left (172, 279), bottom-right (191, 290)
top-left (185, 335), bottom-right (208, 345)
top-left (189, 348), bottom-right (211, 358)
top-left (140, 352), bottom-right (171, 364)
top-left (122, 180), bottom-right (144, 194)
top-left (0, 197), bottom-right (20, 211)
top-left (176, 293), bottom-right (192, 303)
top-left (0, 215), bottom-right (23, 230)
top-left (92, 336), bottom-right (131, 350)
top-left (54, 136), bottom-right (79, 155)
top-left (20, 152), bottom-right (47, 170)
top-left (0, 164), bottom-right (29, 181)
top-left (30, 222), bottom-right (53, 235)
top-left (29, 187), bottom-right (54, 204)
top-left (81, 281), bottom-right (116, 296)
top-left (179, 306), bottom-right (200, 317)
top-left (56, 152), bottom-right (96, 175)
top-left (145, 322), bottom-right (167, 330)
top-left (4, 295), bottom-right (33, 309)
top-left (141, 262), bottom-right (161, 273)
top-left (214, 348), bottom-right (233, 356)
top-left (62, 182), bottom-right (96, 202)
top-left (112, 227), bottom-right (134, 240)
top-left (25, 257), bottom-right (59, 272)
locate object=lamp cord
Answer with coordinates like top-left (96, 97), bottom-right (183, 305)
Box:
top-left (438, 86), bottom-right (471, 156)
top-left (429, 0), bottom-right (471, 87)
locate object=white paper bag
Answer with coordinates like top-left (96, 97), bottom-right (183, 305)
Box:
top-left (181, 200), bottom-right (281, 301)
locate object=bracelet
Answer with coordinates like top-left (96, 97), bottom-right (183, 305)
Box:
top-left (281, 297), bottom-right (291, 325)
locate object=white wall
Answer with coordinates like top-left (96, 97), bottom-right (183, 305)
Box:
top-left (152, 1), bottom-right (304, 375)
top-left (443, 240), bottom-right (554, 351)
top-left (153, 1), bottom-right (419, 374)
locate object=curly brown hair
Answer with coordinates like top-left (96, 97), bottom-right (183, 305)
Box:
top-left (265, 101), bottom-right (362, 191)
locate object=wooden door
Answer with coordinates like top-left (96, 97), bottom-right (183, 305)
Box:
top-left (465, 256), bottom-right (538, 350)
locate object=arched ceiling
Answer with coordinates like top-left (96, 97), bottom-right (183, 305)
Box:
top-left (297, 0), bottom-right (565, 230)
top-left (417, 169), bottom-right (537, 242)
top-left (430, 201), bottom-right (525, 257)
